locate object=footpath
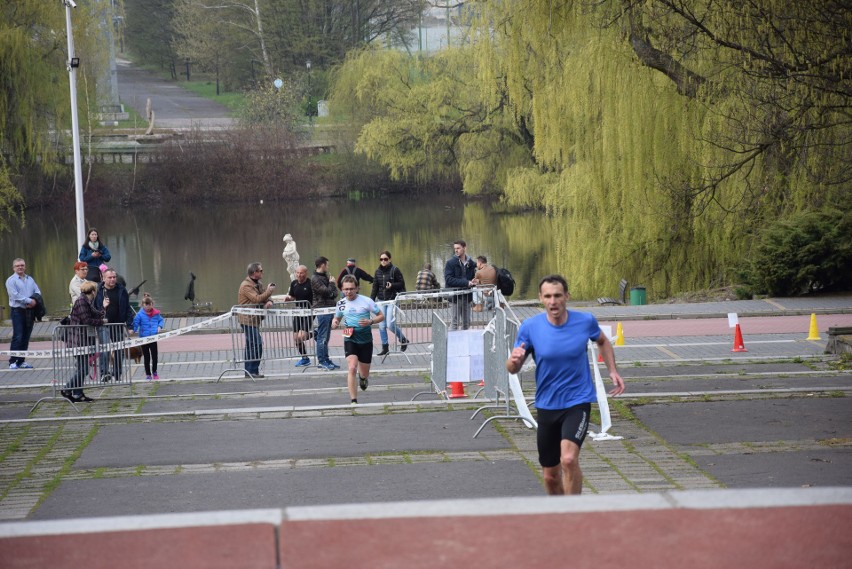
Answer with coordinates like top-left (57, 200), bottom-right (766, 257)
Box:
top-left (0, 296), bottom-right (851, 567)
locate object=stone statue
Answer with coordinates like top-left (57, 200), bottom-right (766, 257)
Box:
top-left (144, 97), bottom-right (155, 136)
top-left (282, 233), bottom-right (300, 283)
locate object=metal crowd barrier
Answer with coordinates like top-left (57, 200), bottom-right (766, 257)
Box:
top-left (217, 301), bottom-right (318, 382)
top-left (33, 323), bottom-right (133, 412)
top-left (390, 286), bottom-right (501, 362)
top-left (471, 307), bottom-right (533, 437)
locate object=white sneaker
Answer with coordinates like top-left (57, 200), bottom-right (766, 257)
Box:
top-left (8, 363), bottom-right (18, 370)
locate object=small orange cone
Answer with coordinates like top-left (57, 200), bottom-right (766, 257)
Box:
top-left (448, 381), bottom-right (468, 398)
top-left (806, 313), bottom-right (821, 340)
top-left (477, 379), bottom-right (485, 386)
top-left (597, 350), bottom-right (604, 363)
top-left (731, 324), bottom-right (748, 352)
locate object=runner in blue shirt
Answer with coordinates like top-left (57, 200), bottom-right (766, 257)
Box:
top-left (507, 274), bottom-right (625, 495)
top-left (332, 276), bottom-right (384, 404)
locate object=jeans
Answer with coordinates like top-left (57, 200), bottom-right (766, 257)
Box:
top-left (9, 308), bottom-right (34, 366)
top-left (378, 304), bottom-right (404, 345)
top-left (315, 314), bottom-right (333, 363)
top-left (98, 326), bottom-right (125, 379)
top-left (242, 325), bottom-right (262, 374)
top-left (65, 354), bottom-right (88, 398)
top-left (451, 296), bottom-right (472, 330)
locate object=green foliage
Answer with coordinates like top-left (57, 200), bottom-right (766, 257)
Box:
top-left (124, 0), bottom-right (179, 76)
top-left (331, 48), bottom-right (531, 193)
top-left (744, 210), bottom-right (852, 296)
top-left (238, 79), bottom-right (305, 132)
top-left (0, 0), bottom-right (106, 224)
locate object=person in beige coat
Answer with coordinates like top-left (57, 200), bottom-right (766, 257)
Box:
top-left (238, 261), bottom-right (276, 377)
top-left (474, 255), bottom-right (498, 311)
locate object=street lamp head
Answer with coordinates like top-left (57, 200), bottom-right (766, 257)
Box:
top-left (64, 0), bottom-right (77, 8)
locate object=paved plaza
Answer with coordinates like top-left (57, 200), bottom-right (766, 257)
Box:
top-left (1, 295), bottom-right (850, 566)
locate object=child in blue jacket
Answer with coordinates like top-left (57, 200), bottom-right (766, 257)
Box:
top-left (132, 294), bottom-right (165, 380)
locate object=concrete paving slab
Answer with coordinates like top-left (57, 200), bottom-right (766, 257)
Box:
top-left (693, 449), bottom-right (852, 488)
top-left (625, 373), bottom-right (852, 394)
top-left (32, 460), bottom-right (542, 520)
top-left (139, 387), bottom-right (430, 413)
top-left (74, 411), bottom-right (510, 469)
top-left (633, 398), bottom-right (852, 445)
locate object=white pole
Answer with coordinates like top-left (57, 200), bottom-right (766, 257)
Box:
top-left (64, 0), bottom-right (86, 247)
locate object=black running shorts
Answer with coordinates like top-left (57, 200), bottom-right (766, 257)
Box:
top-left (535, 403), bottom-right (592, 467)
top-left (344, 340), bottom-right (373, 364)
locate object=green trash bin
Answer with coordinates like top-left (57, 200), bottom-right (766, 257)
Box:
top-left (630, 286), bottom-right (646, 306)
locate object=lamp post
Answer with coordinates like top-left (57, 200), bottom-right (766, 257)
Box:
top-left (63, 0), bottom-right (86, 246)
top-left (305, 60), bottom-right (312, 124)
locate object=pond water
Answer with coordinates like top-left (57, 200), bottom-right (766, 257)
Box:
top-left (2, 193), bottom-right (558, 315)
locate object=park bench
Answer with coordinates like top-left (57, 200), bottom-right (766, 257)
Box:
top-left (597, 278), bottom-right (628, 306)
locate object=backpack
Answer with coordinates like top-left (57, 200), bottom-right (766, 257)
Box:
top-left (496, 267), bottom-right (515, 296)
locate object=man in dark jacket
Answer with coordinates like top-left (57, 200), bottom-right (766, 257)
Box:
top-left (94, 268), bottom-right (134, 381)
top-left (311, 257), bottom-right (339, 370)
top-left (444, 240), bottom-right (478, 330)
top-left (370, 250), bottom-right (409, 355)
top-left (337, 258), bottom-right (374, 287)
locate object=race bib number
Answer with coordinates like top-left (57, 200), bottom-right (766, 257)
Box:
top-left (342, 327), bottom-right (354, 338)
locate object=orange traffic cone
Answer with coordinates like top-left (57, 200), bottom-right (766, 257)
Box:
top-left (597, 351), bottom-right (604, 363)
top-left (731, 324), bottom-right (748, 352)
top-left (448, 381), bottom-right (468, 398)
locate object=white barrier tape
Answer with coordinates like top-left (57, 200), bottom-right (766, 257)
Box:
top-left (0, 312), bottom-right (232, 359)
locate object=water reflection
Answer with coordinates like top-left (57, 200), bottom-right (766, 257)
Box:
top-left (1, 194), bottom-right (556, 314)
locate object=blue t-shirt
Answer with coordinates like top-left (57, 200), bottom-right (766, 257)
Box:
top-left (335, 294), bottom-right (381, 344)
top-left (514, 311), bottom-right (600, 410)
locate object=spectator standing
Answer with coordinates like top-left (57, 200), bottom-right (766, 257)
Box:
top-left (78, 228), bottom-right (111, 282)
top-left (5, 258), bottom-right (41, 369)
top-left (283, 265), bottom-right (314, 367)
top-left (415, 263), bottom-right (440, 291)
top-left (237, 262), bottom-right (276, 378)
top-left (337, 258), bottom-right (374, 288)
top-left (506, 274), bottom-right (625, 495)
top-left (94, 268), bottom-right (134, 381)
top-left (311, 256), bottom-right (340, 371)
top-left (69, 261), bottom-right (89, 305)
top-left (62, 280), bottom-right (104, 402)
top-left (332, 275), bottom-right (384, 404)
top-left (443, 240), bottom-right (478, 330)
top-left (370, 250), bottom-right (409, 356)
top-left (474, 255), bottom-right (498, 311)
top-left (132, 294), bottom-right (165, 380)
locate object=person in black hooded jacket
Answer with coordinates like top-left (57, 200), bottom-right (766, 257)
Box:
top-left (370, 250), bottom-right (409, 356)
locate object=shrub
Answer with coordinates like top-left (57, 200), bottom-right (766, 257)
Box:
top-left (745, 209), bottom-right (852, 296)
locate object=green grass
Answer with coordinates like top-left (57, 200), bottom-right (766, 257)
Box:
top-left (178, 81), bottom-right (246, 113)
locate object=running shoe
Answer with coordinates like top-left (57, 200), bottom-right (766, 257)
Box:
top-left (359, 374), bottom-right (369, 391)
top-left (152, 374), bottom-right (159, 380)
top-left (146, 375), bottom-right (152, 380)
top-left (294, 357), bottom-right (311, 367)
top-left (317, 362), bottom-right (335, 371)
top-left (8, 363), bottom-right (18, 370)
top-left (328, 361), bottom-right (340, 370)
top-left (400, 338), bottom-right (409, 352)
top-left (18, 362), bottom-right (33, 369)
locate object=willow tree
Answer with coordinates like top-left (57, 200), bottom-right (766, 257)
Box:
top-left (467, 0), bottom-right (851, 298)
top-left (0, 0), bottom-right (105, 230)
top-left (331, 48), bottom-right (532, 194)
